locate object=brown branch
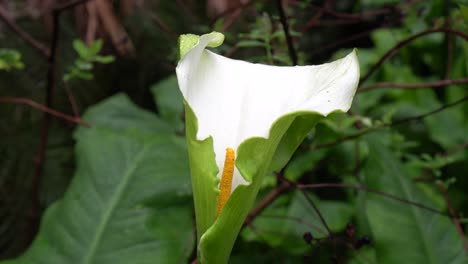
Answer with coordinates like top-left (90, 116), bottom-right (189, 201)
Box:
top-left (445, 142), bottom-right (468, 156)
top-left (210, 0), bottom-right (258, 24)
top-left (312, 95), bottom-right (468, 150)
top-left (358, 78), bottom-right (468, 92)
top-left (325, 6), bottom-right (394, 20)
top-left (27, 11), bottom-right (61, 244)
top-left (302, 0), bottom-right (328, 30)
top-left (0, 5), bottom-right (50, 57)
top-left (298, 187), bottom-right (333, 235)
top-left (54, 0), bottom-right (93, 13)
top-left (150, 13), bottom-right (178, 40)
top-left (298, 183), bottom-right (448, 217)
top-left (0, 97), bottom-right (89, 127)
top-left (361, 28), bottom-right (468, 84)
top-left (311, 27), bottom-right (379, 56)
top-left (390, 95), bottom-right (468, 126)
top-left (276, 0), bottom-right (298, 65)
top-left (303, 1), bottom-right (396, 30)
top-left (434, 182), bottom-right (468, 254)
top-left (175, 0), bottom-right (198, 22)
top-left (64, 81), bottom-right (81, 118)
top-left (94, 0), bottom-right (135, 56)
top-left (243, 181), bottom-right (292, 228)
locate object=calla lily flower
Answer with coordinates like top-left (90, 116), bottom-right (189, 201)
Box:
top-left (176, 32), bottom-right (359, 264)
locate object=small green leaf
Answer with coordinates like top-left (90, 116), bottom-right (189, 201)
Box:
top-left (94, 55), bottom-right (115, 64)
top-left (0, 49), bottom-right (24, 71)
top-left (75, 59), bottom-right (93, 70)
top-left (73, 39), bottom-right (91, 59)
top-left (237, 40), bottom-right (265, 48)
top-left (89, 39), bottom-right (103, 55)
top-left (75, 70), bottom-right (93, 80)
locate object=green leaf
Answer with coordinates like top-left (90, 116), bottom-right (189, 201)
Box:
top-left (73, 39), bottom-right (91, 59)
top-left (1, 94), bottom-right (194, 264)
top-left (150, 76), bottom-right (184, 131)
top-left (242, 191), bottom-right (353, 255)
top-left (284, 149), bottom-right (327, 181)
top-left (237, 40), bottom-right (265, 48)
top-left (0, 49), bottom-right (24, 71)
top-left (84, 93), bottom-right (174, 135)
top-left (363, 134), bottom-right (468, 264)
top-left (89, 39), bottom-right (103, 56)
top-left (75, 59), bottom-right (93, 70)
top-left (74, 70), bottom-right (94, 80)
top-left (94, 55), bottom-right (115, 64)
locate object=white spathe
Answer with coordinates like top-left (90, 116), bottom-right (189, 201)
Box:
top-left (176, 33), bottom-right (360, 190)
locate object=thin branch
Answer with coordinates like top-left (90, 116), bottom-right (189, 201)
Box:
top-left (298, 187), bottom-right (333, 235)
top-left (276, 0), bottom-right (298, 65)
top-left (298, 183), bottom-right (448, 217)
top-left (303, 1), bottom-right (395, 30)
top-left (175, 0), bottom-right (198, 22)
top-left (210, 0), bottom-right (256, 24)
top-left (312, 95), bottom-right (468, 150)
top-left (243, 181), bottom-right (292, 227)
top-left (390, 95), bottom-right (468, 126)
top-left (150, 13), bottom-right (178, 40)
top-left (311, 27), bottom-right (379, 56)
top-left (0, 97), bottom-right (89, 127)
top-left (64, 81), bottom-right (81, 118)
top-left (358, 78), bottom-right (468, 92)
top-left (445, 142), bottom-right (468, 156)
top-left (302, 0), bottom-right (328, 29)
top-left (53, 0), bottom-right (93, 13)
top-left (361, 28), bottom-right (468, 84)
top-left (0, 6), bottom-right (50, 57)
top-left (434, 183), bottom-right (468, 254)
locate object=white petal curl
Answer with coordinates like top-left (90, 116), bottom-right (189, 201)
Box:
top-left (176, 33), bottom-right (360, 190)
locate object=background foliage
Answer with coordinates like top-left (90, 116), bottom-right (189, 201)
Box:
top-left (1, 0), bottom-right (467, 263)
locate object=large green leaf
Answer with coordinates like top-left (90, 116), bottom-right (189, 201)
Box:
top-left (150, 75), bottom-right (184, 132)
top-left (1, 94), bottom-right (194, 264)
top-left (363, 134), bottom-right (468, 264)
top-left (242, 191), bottom-right (353, 255)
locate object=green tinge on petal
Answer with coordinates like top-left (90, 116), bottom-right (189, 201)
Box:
top-left (197, 111), bottom-right (325, 264)
top-left (178, 32), bottom-right (225, 60)
top-left (184, 102), bottom-right (219, 242)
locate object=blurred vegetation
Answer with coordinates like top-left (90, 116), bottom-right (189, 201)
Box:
top-left (0, 0), bottom-right (467, 263)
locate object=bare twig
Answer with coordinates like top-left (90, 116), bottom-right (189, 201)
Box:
top-left (303, 2), bottom-right (395, 30)
top-left (276, 0), bottom-right (298, 65)
top-left (64, 81), bottom-right (81, 118)
top-left (434, 182), bottom-right (468, 254)
top-left (0, 97), bottom-right (89, 127)
top-left (312, 95), bottom-right (468, 150)
top-left (298, 187), bottom-right (333, 235)
top-left (54, 0), bottom-right (93, 13)
top-left (298, 183), bottom-right (448, 217)
top-left (244, 181), bottom-right (292, 227)
top-left (311, 27), bottom-right (379, 56)
top-left (210, 0), bottom-right (257, 23)
top-left (361, 28), bottom-right (468, 84)
top-left (150, 13), bottom-right (178, 40)
top-left (0, 6), bottom-right (50, 57)
top-left (358, 78), bottom-right (468, 92)
top-left (390, 95), bottom-right (468, 126)
top-left (445, 142), bottom-right (468, 156)
top-left (94, 0), bottom-right (135, 56)
top-left (27, 11), bottom-right (61, 243)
